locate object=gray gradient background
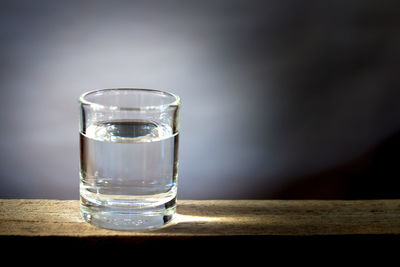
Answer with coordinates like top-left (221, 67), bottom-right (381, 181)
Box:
top-left (1, 0), bottom-right (400, 199)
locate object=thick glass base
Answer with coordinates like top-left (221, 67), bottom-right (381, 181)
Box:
top-left (80, 196), bottom-right (176, 231)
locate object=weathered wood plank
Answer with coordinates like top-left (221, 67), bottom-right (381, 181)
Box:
top-left (1, 199), bottom-right (400, 237)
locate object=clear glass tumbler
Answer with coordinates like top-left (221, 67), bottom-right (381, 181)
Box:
top-left (78, 88), bottom-right (181, 230)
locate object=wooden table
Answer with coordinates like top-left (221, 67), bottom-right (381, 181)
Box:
top-left (1, 199), bottom-right (400, 258)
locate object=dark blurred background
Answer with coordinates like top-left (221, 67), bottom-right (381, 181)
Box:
top-left (1, 0), bottom-right (400, 200)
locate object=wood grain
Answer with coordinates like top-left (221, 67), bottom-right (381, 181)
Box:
top-left (1, 199), bottom-right (400, 237)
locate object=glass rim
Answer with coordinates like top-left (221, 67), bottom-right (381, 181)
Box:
top-left (78, 88), bottom-right (181, 111)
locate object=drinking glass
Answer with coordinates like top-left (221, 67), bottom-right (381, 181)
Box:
top-left (78, 88), bottom-right (181, 230)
